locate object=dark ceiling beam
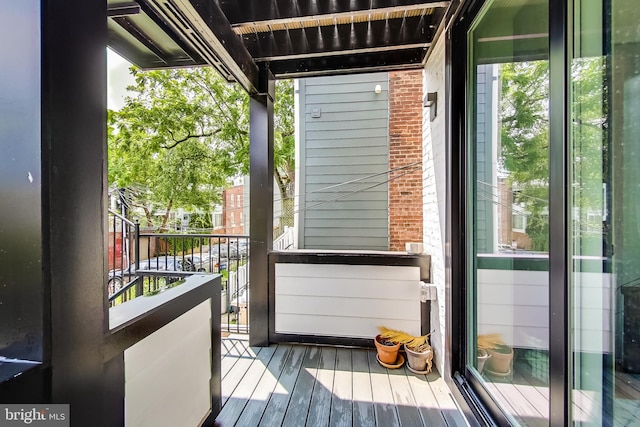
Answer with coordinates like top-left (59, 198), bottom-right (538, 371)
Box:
top-left (119, 1), bottom-right (207, 67)
top-left (167, 0), bottom-right (260, 93)
top-left (108, 3), bottom-right (141, 17)
top-left (112, 17), bottom-right (168, 65)
top-left (243, 15), bottom-right (439, 61)
top-left (266, 47), bottom-right (427, 78)
top-left (220, 0), bottom-right (449, 24)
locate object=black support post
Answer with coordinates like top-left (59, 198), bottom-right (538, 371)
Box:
top-left (42, 0), bottom-right (108, 424)
top-left (249, 66), bottom-right (275, 347)
top-left (548, 1), bottom-right (571, 425)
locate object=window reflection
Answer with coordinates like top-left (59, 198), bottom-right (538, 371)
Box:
top-left (571, 0), bottom-right (640, 425)
top-left (468, 0), bottom-right (550, 424)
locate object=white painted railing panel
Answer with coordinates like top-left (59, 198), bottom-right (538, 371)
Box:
top-left (227, 264), bottom-right (248, 299)
top-left (273, 226), bottom-right (295, 250)
top-left (275, 263), bottom-right (421, 338)
top-left (125, 300), bottom-right (212, 427)
top-left (478, 268), bottom-right (613, 352)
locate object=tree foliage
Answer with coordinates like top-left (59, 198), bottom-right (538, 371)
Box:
top-left (499, 61), bottom-right (550, 251)
top-left (498, 58), bottom-right (606, 252)
top-left (108, 67), bottom-right (294, 229)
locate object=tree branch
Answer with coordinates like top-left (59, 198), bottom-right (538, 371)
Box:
top-left (163, 128), bottom-right (222, 149)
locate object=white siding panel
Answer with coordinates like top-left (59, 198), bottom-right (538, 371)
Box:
top-left (276, 295), bottom-right (417, 321)
top-left (479, 303), bottom-right (549, 328)
top-left (277, 277), bottom-right (417, 300)
top-left (478, 269), bottom-right (614, 352)
top-left (125, 300), bottom-right (211, 427)
top-left (276, 314), bottom-right (418, 339)
top-left (477, 268), bottom-right (548, 286)
top-left (275, 263), bottom-right (421, 338)
top-left (477, 283), bottom-right (548, 307)
top-left (277, 263), bottom-right (420, 281)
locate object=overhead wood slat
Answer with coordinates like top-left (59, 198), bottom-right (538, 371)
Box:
top-left (266, 47), bottom-right (428, 78)
top-left (243, 15), bottom-right (439, 62)
top-left (107, 0), bottom-right (454, 83)
top-left (219, 0), bottom-right (450, 25)
top-left (232, 3), bottom-right (443, 35)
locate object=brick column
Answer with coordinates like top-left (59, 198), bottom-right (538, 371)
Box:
top-left (388, 70), bottom-right (424, 251)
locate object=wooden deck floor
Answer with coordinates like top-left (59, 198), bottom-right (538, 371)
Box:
top-left (216, 335), bottom-right (468, 427)
top-left (482, 361), bottom-right (640, 426)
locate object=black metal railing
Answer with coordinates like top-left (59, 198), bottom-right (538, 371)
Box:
top-left (106, 212), bottom-right (250, 332)
top-left (107, 209), bottom-right (138, 298)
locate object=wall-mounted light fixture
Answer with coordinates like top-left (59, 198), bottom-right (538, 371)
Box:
top-left (374, 84), bottom-right (382, 94)
top-left (423, 91), bottom-right (437, 121)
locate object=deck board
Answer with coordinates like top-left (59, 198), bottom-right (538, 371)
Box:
top-left (235, 345), bottom-right (293, 427)
top-left (221, 345), bottom-right (263, 405)
top-left (367, 350), bottom-right (400, 427)
top-left (351, 349), bottom-right (375, 427)
top-left (220, 338), bottom-right (251, 380)
top-left (216, 337), bottom-right (468, 427)
top-left (387, 361), bottom-right (425, 427)
top-left (329, 348), bottom-right (353, 427)
top-left (404, 371), bottom-right (447, 426)
top-left (426, 371), bottom-right (469, 427)
top-left (282, 346), bottom-right (321, 427)
top-left (259, 346), bottom-right (307, 427)
top-left (307, 347), bottom-right (337, 427)
top-left (217, 346), bottom-right (276, 425)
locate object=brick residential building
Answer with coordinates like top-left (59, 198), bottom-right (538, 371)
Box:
top-left (222, 184), bottom-right (244, 235)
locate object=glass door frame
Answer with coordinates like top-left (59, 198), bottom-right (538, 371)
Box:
top-left (447, 0), bottom-right (571, 425)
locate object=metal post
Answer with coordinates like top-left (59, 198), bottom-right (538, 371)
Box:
top-left (249, 65), bottom-right (275, 346)
top-left (135, 220), bottom-right (142, 297)
top-left (549, 1), bottom-right (570, 424)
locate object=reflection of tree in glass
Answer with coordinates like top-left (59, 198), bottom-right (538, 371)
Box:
top-left (499, 59), bottom-right (606, 252)
top-left (571, 58), bottom-right (607, 254)
top-left (499, 61), bottom-right (550, 252)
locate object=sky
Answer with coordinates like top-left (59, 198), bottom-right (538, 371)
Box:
top-left (107, 48), bottom-right (135, 111)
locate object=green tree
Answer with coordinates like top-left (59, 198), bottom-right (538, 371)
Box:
top-left (274, 79), bottom-right (295, 227)
top-left (108, 67), bottom-right (295, 229)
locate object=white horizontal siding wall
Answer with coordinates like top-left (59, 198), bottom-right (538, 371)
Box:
top-left (125, 300), bottom-right (212, 427)
top-left (478, 269), bottom-right (613, 352)
top-left (275, 263), bottom-right (421, 338)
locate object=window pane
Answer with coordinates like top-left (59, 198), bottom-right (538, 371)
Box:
top-left (571, 0), bottom-right (640, 424)
top-left (468, 0), bottom-right (550, 423)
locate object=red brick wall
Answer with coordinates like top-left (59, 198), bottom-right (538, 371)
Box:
top-left (222, 185), bottom-right (245, 234)
top-left (388, 70), bottom-right (423, 251)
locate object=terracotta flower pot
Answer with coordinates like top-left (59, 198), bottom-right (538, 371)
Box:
top-left (374, 334), bottom-right (400, 364)
top-left (486, 346), bottom-right (513, 374)
top-left (404, 344), bottom-right (433, 373)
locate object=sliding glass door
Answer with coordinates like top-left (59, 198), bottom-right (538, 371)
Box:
top-left (571, 0), bottom-right (640, 425)
top-left (458, 0), bottom-right (640, 425)
top-left (466, 1), bottom-right (550, 424)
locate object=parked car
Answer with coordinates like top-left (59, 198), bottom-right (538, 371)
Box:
top-left (108, 256), bottom-right (195, 298)
top-left (188, 254), bottom-right (227, 273)
top-left (236, 240), bottom-right (249, 257)
top-left (209, 244), bottom-right (238, 260)
top-left (135, 256), bottom-right (195, 272)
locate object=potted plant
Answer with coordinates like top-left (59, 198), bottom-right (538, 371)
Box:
top-left (476, 348), bottom-right (490, 374)
top-left (374, 332), bottom-right (401, 365)
top-left (478, 334), bottom-right (513, 375)
top-left (378, 326), bottom-right (433, 373)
